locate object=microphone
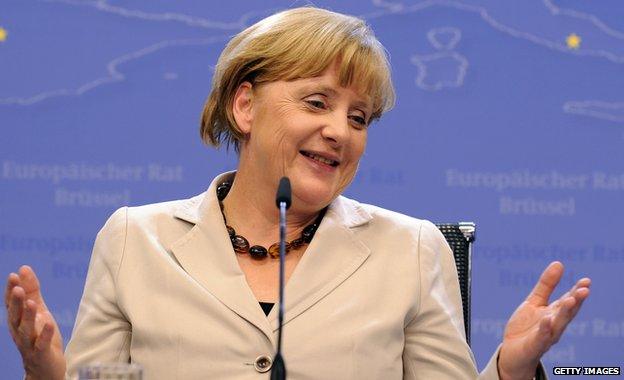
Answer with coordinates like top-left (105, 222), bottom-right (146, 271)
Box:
top-left (275, 177), bottom-right (292, 209)
top-left (271, 177), bottom-right (291, 380)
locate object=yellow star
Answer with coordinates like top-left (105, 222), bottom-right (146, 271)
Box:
top-left (0, 27), bottom-right (7, 42)
top-left (566, 33), bottom-right (581, 49)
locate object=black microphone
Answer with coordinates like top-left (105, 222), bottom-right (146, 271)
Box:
top-left (271, 177), bottom-right (292, 380)
top-left (271, 177), bottom-right (291, 380)
top-left (275, 177), bottom-right (292, 209)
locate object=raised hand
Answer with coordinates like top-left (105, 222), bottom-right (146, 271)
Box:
top-left (497, 261), bottom-right (591, 380)
top-left (5, 266), bottom-right (66, 380)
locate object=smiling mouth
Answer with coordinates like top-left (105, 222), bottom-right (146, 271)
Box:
top-left (300, 151), bottom-right (340, 167)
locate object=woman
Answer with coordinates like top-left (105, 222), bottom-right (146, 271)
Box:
top-left (5, 7), bottom-right (590, 379)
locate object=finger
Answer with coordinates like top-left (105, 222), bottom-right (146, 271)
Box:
top-left (566, 287), bottom-right (590, 321)
top-left (8, 286), bottom-right (25, 330)
top-left (561, 277), bottom-right (591, 299)
top-left (550, 296), bottom-right (578, 342)
top-left (18, 266), bottom-right (43, 302)
top-left (576, 277), bottom-right (591, 289)
top-left (527, 261), bottom-right (564, 306)
top-left (18, 299), bottom-right (37, 349)
top-left (546, 287), bottom-right (590, 342)
top-left (560, 280), bottom-right (578, 300)
top-left (555, 278), bottom-right (591, 316)
top-left (34, 322), bottom-right (54, 352)
top-left (535, 315), bottom-right (553, 354)
top-left (4, 273), bottom-right (20, 308)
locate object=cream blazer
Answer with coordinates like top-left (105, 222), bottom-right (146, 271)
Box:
top-left (65, 172), bottom-right (502, 379)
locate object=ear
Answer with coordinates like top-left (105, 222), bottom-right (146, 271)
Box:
top-left (232, 81), bottom-right (254, 135)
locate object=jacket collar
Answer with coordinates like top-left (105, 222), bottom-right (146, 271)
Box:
top-left (173, 171), bottom-right (372, 228)
top-left (170, 172), bottom-right (372, 344)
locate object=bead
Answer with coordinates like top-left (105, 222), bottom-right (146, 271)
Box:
top-left (226, 225), bottom-right (235, 237)
top-left (216, 182), bottom-right (231, 201)
top-left (249, 245), bottom-right (268, 259)
top-left (290, 238), bottom-right (304, 249)
top-left (268, 242), bottom-right (291, 258)
top-left (231, 235), bottom-right (250, 253)
top-left (302, 224), bottom-right (317, 243)
top-left (217, 181), bottom-right (327, 260)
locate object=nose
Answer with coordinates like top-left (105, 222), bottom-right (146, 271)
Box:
top-left (320, 112), bottom-right (350, 148)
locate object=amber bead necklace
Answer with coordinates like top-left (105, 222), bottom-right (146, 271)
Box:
top-left (217, 182), bottom-right (327, 260)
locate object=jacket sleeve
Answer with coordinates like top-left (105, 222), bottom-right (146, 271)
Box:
top-left (64, 207), bottom-right (132, 379)
top-left (403, 221), bottom-right (501, 380)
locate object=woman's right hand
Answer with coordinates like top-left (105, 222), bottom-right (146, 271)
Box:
top-left (5, 265), bottom-right (66, 380)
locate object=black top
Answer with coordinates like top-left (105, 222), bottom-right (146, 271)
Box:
top-left (259, 302), bottom-right (274, 316)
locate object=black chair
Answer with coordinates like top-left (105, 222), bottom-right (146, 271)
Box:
top-left (434, 222), bottom-right (475, 345)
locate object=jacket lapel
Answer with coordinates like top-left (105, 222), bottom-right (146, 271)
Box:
top-left (169, 172), bottom-right (373, 341)
top-left (268, 195), bottom-right (372, 330)
top-left (169, 173), bottom-right (276, 344)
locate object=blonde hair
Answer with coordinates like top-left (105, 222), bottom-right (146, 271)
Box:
top-left (200, 7), bottom-right (395, 150)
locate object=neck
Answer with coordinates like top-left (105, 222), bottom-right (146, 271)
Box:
top-left (221, 168), bottom-right (320, 248)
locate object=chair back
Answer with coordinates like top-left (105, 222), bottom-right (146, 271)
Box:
top-left (434, 222), bottom-right (475, 345)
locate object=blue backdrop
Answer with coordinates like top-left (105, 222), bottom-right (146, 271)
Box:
top-left (2, 1), bottom-right (623, 378)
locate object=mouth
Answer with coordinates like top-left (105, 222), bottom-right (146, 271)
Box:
top-left (300, 150), bottom-right (340, 167)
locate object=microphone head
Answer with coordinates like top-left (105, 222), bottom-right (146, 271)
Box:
top-left (275, 177), bottom-right (292, 209)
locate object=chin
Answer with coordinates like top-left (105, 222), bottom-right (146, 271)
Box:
top-left (291, 177), bottom-right (338, 211)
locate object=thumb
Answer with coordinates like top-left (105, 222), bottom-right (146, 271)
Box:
top-left (526, 261), bottom-right (564, 306)
top-left (18, 266), bottom-right (47, 307)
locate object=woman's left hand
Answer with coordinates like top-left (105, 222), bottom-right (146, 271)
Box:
top-left (497, 261), bottom-right (591, 380)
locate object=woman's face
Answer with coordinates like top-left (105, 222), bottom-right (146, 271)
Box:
top-left (237, 63), bottom-right (372, 213)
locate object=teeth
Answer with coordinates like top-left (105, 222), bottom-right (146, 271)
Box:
top-left (304, 152), bottom-right (337, 166)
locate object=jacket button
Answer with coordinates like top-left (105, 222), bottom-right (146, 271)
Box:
top-left (254, 355), bottom-right (273, 373)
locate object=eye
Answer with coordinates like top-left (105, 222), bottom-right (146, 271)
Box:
top-left (303, 94), bottom-right (329, 110)
top-left (305, 98), bottom-right (327, 110)
top-left (349, 111), bottom-right (369, 129)
top-left (305, 100), bottom-right (326, 110)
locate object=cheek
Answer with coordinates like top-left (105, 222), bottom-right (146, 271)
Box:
top-left (262, 108), bottom-right (306, 150)
top-left (251, 121), bottom-right (291, 157)
top-left (271, 128), bottom-right (290, 153)
top-left (338, 134), bottom-right (367, 185)
top-left (350, 133), bottom-right (367, 163)
top-left (251, 98), bottom-right (295, 146)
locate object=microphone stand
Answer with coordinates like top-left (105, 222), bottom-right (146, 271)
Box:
top-left (271, 177), bottom-right (291, 380)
